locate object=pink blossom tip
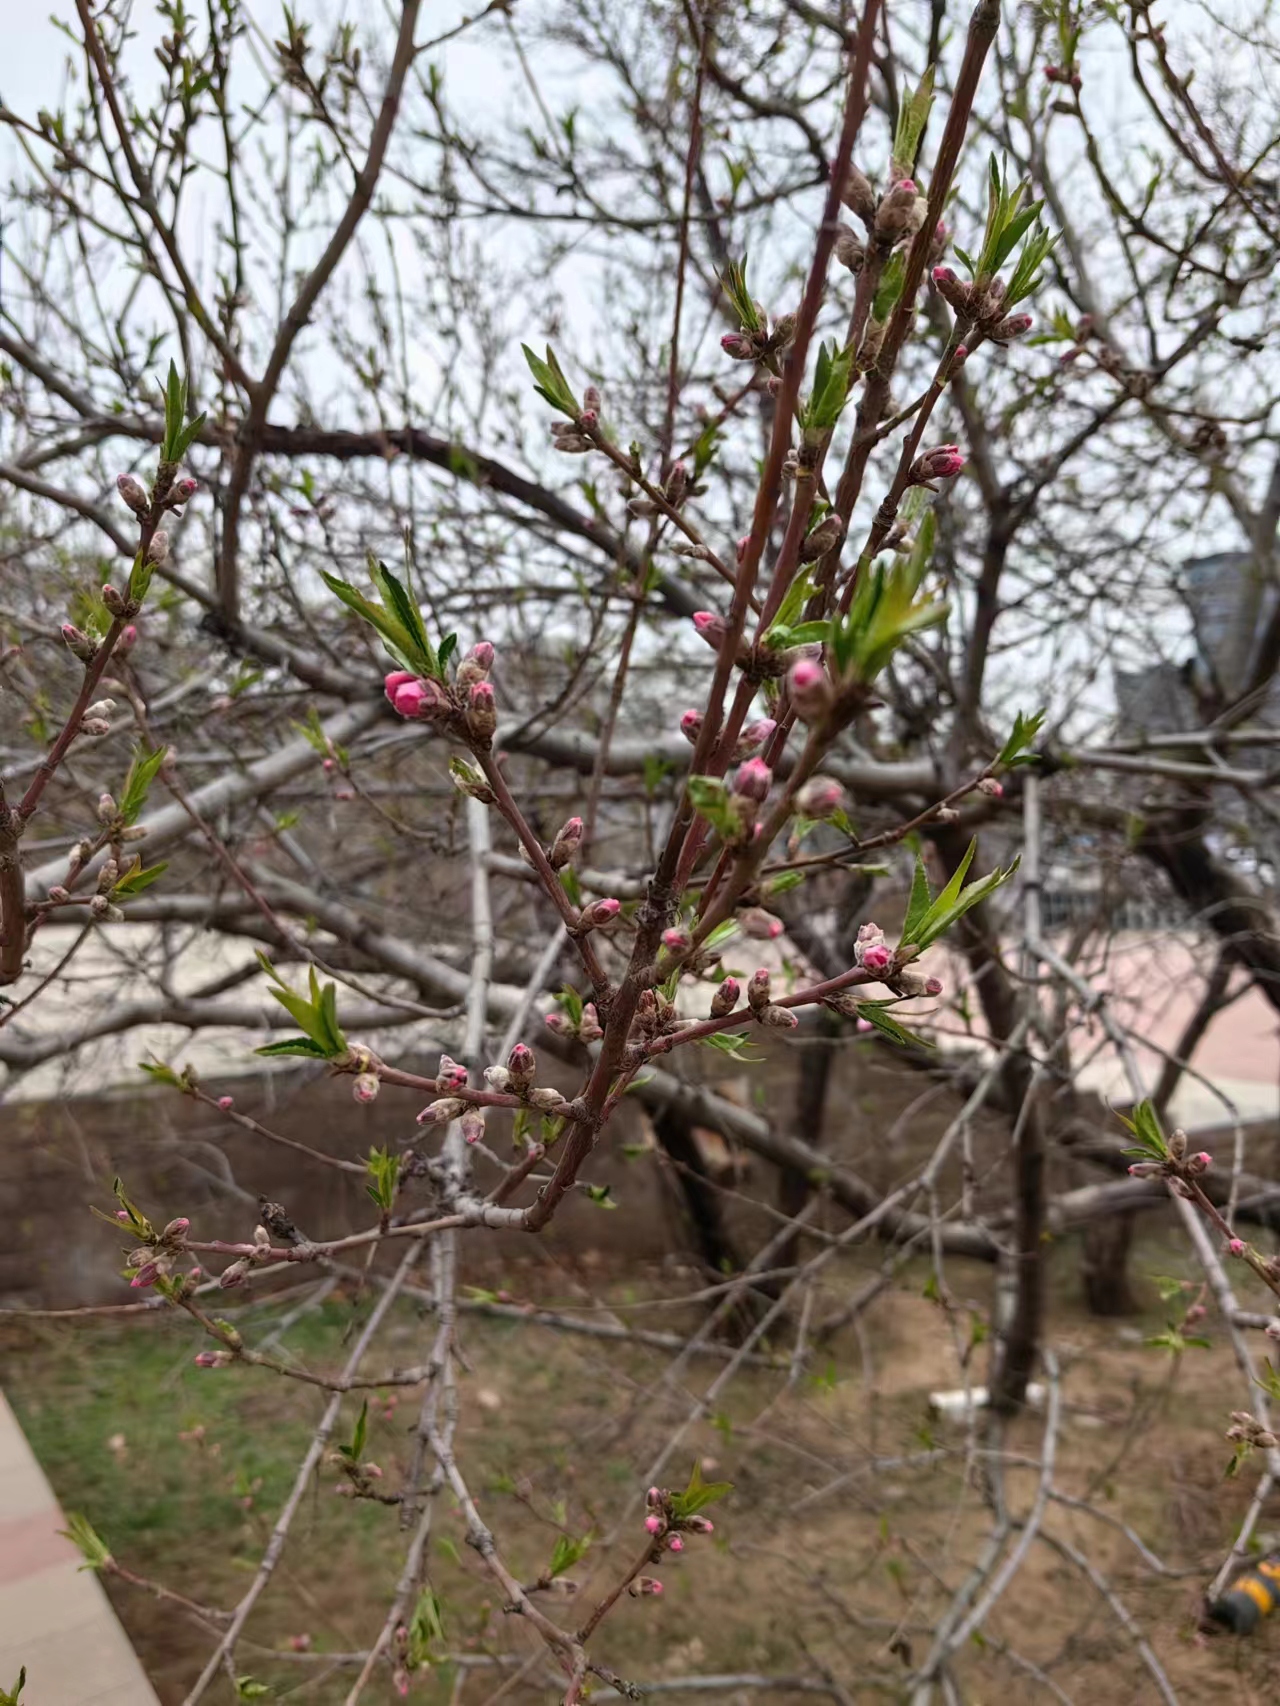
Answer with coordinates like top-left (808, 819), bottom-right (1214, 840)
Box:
top-left (669, 1535), bottom-right (685, 1552)
top-left (217, 1095), bottom-right (234, 1111)
top-left (645, 1515), bottom-right (663, 1534)
top-left (1229, 1239), bottom-right (1246, 1256)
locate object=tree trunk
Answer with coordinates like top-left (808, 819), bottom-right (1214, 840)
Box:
top-left (773, 1010), bottom-right (839, 1280)
top-left (933, 825), bottom-right (1046, 1414)
top-left (1081, 1213), bottom-right (1137, 1315)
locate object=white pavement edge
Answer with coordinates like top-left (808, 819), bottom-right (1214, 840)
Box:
top-left (0, 1393), bottom-right (162, 1705)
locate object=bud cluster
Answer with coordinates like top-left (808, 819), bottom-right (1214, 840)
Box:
top-left (384, 641), bottom-right (498, 744)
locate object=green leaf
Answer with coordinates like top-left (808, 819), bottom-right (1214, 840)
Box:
top-left (702, 919), bottom-right (740, 951)
top-left (698, 1030), bottom-right (763, 1062)
top-left (112, 860), bottom-right (168, 898)
top-left (0, 1666), bottom-right (25, 1706)
top-left (254, 1037), bottom-right (331, 1058)
top-left (854, 1000), bottom-right (932, 1050)
top-left (719, 256), bottom-right (764, 333)
top-left (872, 249), bottom-right (906, 323)
top-left (669, 1462), bottom-right (733, 1521)
top-left (521, 343), bottom-right (580, 416)
top-left (998, 708), bottom-right (1046, 769)
top-left (367, 552), bottom-right (437, 678)
top-left (893, 65), bottom-right (935, 170)
top-left (119, 746), bottom-right (167, 825)
top-left (321, 570), bottom-right (417, 672)
top-left (1115, 1100), bottom-right (1170, 1161)
top-left (138, 1058), bottom-right (186, 1088)
top-left (233, 1680), bottom-right (271, 1701)
top-left (350, 1399), bottom-right (368, 1463)
top-left (59, 1512), bottom-right (112, 1571)
top-left (804, 340), bottom-right (855, 433)
top-left (773, 567), bottom-right (817, 634)
top-left (365, 1146), bottom-right (401, 1211)
top-left (584, 1184), bottom-right (617, 1209)
top-left (549, 1532), bottom-right (592, 1577)
top-left (902, 854), bottom-right (933, 944)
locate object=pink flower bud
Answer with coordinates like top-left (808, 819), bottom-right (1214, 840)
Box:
top-left (680, 709), bottom-right (703, 744)
top-left (710, 978), bottom-right (740, 1018)
top-left (747, 968), bottom-right (771, 1011)
top-left (687, 1515), bottom-right (714, 1533)
top-left (736, 536), bottom-right (751, 566)
top-left (645, 1515), bottom-right (663, 1534)
top-left (353, 1073), bottom-right (380, 1104)
top-left (668, 1535), bottom-right (684, 1552)
top-left (417, 1098), bottom-right (467, 1125)
top-left (147, 528), bottom-right (170, 565)
top-left (759, 1004), bottom-right (800, 1028)
top-left (855, 1017), bottom-right (873, 1033)
top-left (507, 1043), bottom-right (536, 1086)
top-left (662, 927), bottom-right (690, 952)
top-left (646, 1486), bottom-right (663, 1506)
top-left (924, 977), bottom-right (944, 997)
top-left (384, 669), bottom-right (417, 704)
top-left (466, 679), bottom-right (497, 741)
top-left (549, 816), bottom-right (583, 870)
top-left (437, 1054), bottom-right (469, 1090)
top-left (1229, 1239), bottom-right (1246, 1256)
top-left (117, 473), bottom-right (149, 514)
top-left (991, 313), bottom-right (1033, 342)
top-left (172, 476), bottom-right (198, 503)
top-left (130, 1261), bottom-right (161, 1289)
top-left (693, 610), bottom-right (727, 649)
top-left (734, 717), bottom-right (776, 759)
top-left (788, 657), bottom-right (831, 721)
top-left (162, 1217), bottom-right (190, 1241)
top-left (721, 332), bottom-right (756, 360)
top-left (101, 582), bottom-right (127, 616)
top-left (116, 1209), bottom-right (130, 1221)
top-left (193, 1351), bottom-right (221, 1368)
top-left (392, 678), bottom-right (446, 720)
top-left (861, 943), bottom-right (893, 973)
top-left (468, 640), bottom-right (494, 670)
top-left (217, 1095), bottom-right (234, 1111)
top-left (119, 624), bottom-right (138, 652)
top-left (909, 443), bottom-right (966, 484)
top-left (580, 896), bottom-right (621, 930)
top-left (977, 777), bottom-right (1004, 797)
top-left (1188, 1151), bottom-right (1212, 1173)
top-left (733, 757), bottom-right (772, 802)
top-left (740, 908), bottom-right (783, 940)
top-left (61, 623), bottom-right (96, 662)
top-left (461, 1108), bottom-right (486, 1145)
top-left (795, 776), bottom-right (846, 820)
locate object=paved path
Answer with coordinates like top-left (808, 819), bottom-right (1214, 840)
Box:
top-left (0, 1393), bottom-right (160, 1705)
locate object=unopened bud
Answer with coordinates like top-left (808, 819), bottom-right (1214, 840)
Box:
top-left (219, 1258), bottom-right (250, 1289)
top-left (710, 978), bottom-right (740, 1018)
top-left (147, 529), bottom-right (170, 566)
top-left (80, 717), bottom-right (111, 738)
top-left (47, 885), bottom-right (71, 904)
top-left (795, 775), bottom-right (846, 820)
top-left (466, 680), bottom-right (497, 742)
top-left (61, 623), bottom-right (97, 663)
top-left (580, 896), bottom-right (621, 931)
top-left (909, 443), bottom-right (966, 484)
top-left (733, 717), bottom-right (776, 759)
top-left (747, 968), bottom-right (771, 1012)
top-left (84, 699), bottom-right (115, 722)
top-left (507, 1043), bottom-right (536, 1087)
top-left (161, 1217), bottom-right (191, 1242)
top-left (798, 514), bottom-right (845, 563)
top-left (116, 473), bottom-right (149, 515)
top-left (990, 313), bottom-right (1033, 342)
top-left (527, 1086), bottom-right (567, 1112)
top-left (484, 1065), bottom-right (512, 1092)
top-left (98, 791), bottom-right (118, 822)
top-left (976, 777), bottom-right (1004, 797)
top-left (787, 657), bottom-right (831, 721)
top-left (759, 1003), bottom-right (799, 1029)
top-left (548, 816), bottom-right (583, 870)
top-left (720, 332), bottom-right (756, 361)
top-left (662, 927), bottom-right (691, 952)
top-left (732, 757), bottom-right (772, 802)
top-left (417, 1097), bottom-right (467, 1125)
top-left (353, 1073), bottom-right (380, 1105)
top-left (171, 475), bottom-right (198, 505)
top-left (455, 640), bottom-right (495, 689)
top-left (461, 1108), bottom-right (486, 1145)
top-left (665, 461), bottom-right (689, 505)
top-left (102, 583), bottom-right (128, 616)
top-left (834, 224), bottom-right (865, 272)
top-left (119, 624), bottom-right (138, 653)
top-left (692, 610), bottom-right (727, 649)
top-left (739, 907), bottom-right (783, 940)
top-left (436, 1054), bottom-right (469, 1091)
top-left (770, 312), bottom-right (797, 349)
top-left (874, 178), bottom-right (926, 242)
top-left (841, 165), bottom-right (877, 222)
